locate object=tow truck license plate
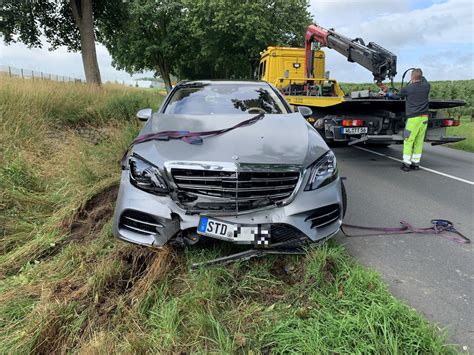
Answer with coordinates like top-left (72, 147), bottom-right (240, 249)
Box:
top-left (197, 216), bottom-right (235, 239)
top-left (342, 127), bottom-right (368, 134)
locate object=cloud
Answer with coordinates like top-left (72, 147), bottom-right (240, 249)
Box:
top-left (309, 0), bottom-right (473, 82)
top-left (1, 0), bottom-right (472, 83)
top-left (356, 0), bottom-right (473, 46)
top-left (0, 39), bottom-right (154, 82)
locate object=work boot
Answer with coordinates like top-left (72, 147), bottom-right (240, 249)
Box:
top-left (410, 163), bottom-right (420, 170)
top-left (400, 163), bottom-right (411, 172)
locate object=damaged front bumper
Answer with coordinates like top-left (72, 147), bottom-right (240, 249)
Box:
top-left (112, 171), bottom-right (344, 248)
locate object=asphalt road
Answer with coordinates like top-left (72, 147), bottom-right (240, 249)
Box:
top-left (333, 143), bottom-right (474, 350)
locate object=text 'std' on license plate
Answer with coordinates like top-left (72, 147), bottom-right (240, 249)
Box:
top-left (341, 127), bottom-right (368, 134)
top-left (197, 216), bottom-right (235, 239)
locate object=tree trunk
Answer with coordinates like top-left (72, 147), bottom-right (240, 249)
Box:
top-left (70, 0), bottom-right (102, 85)
top-left (157, 61), bottom-right (172, 93)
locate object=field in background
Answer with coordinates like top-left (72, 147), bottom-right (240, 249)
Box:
top-left (446, 118), bottom-right (474, 152)
top-left (0, 77), bottom-right (457, 353)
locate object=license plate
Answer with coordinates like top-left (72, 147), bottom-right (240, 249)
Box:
top-left (197, 216), bottom-right (271, 246)
top-left (341, 127), bottom-right (368, 134)
top-left (197, 216), bottom-right (235, 240)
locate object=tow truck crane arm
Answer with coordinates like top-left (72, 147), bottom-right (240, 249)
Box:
top-left (305, 24), bottom-right (397, 86)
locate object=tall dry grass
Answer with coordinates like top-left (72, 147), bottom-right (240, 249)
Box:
top-left (0, 78), bottom-right (174, 353)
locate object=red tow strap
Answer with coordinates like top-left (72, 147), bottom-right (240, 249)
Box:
top-left (121, 112), bottom-right (265, 164)
top-left (341, 219), bottom-right (470, 244)
top-left (131, 112), bottom-right (265, 146)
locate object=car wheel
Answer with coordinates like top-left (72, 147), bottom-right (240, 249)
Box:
top-left (341, 180), bottom-right (347, 218)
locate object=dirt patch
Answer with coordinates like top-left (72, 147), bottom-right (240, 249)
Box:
top-left (26, 186), bottom-right (118, 268)
top-left (51, 246), bottom-right (175, 305)
top-left (75, 126), bottom-right (109, 145)
top-left (44, 245), bottom-right (176, 352)
top-left (269, 258), bottom-right (305, 285)
top-left (35, 185), bottom-right (178, 351)
top-left (69, 185), bottom-right (118, 243)
top-left (46, 126), bottom-right (109, 146)
top-left (32, 305), bottom-right (70, 355)
top-left (321, 257), bottom-right (337, 283)
top-left (256, 286), bottom-right (287, 305)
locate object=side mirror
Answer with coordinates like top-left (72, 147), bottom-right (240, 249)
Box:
top-left (297, 106), bottom-right (313, 119)
top-left (136, 108), bottom-right (152, 121)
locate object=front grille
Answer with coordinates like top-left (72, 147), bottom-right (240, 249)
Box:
top-left (171, 168), bottom-right (300, 212)
top-left (119, 210), bottom-right (163, 235)
top-left (305, 204), bottom-right (341, 229)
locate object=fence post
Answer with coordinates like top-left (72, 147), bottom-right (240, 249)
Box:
top-left (8, 66), bottom-right (11, 77)
top-left (41, 72), bottom-right (43, 80)
top-left (21, 68), bottom-right (24, 79)
top-left (32, 71), bottom-right (34, 81)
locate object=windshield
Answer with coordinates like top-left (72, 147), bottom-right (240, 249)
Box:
top-left (163, 83), bottom-right (288, 115)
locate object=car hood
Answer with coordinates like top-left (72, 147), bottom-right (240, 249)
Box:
top-left (131, 113), bottom-right (328, 169)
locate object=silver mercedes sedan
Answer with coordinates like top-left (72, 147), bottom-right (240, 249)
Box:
top-left (112, 81), bottom-right (346, 249)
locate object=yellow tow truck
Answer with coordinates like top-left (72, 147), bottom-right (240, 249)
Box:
top-left (259, 46), bottom-right (345, 111)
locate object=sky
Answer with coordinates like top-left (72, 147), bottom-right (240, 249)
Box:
top-left (0, 0), bottom-right (472, 83)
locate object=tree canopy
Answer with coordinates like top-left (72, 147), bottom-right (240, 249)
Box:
top-left (100, 0), bottom-right (185, 92)
top-left (176, 0), bottom-right (312, 79)
top-left (101, 0), bottom-right (312, 90)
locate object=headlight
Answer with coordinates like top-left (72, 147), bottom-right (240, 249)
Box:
top-left (304, 151), bottom-right (338, 191)
top-left (129, 154), bottom-right (169, 195)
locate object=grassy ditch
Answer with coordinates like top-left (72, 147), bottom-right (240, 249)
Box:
top-left (447, 117), bottom-right (474, 152)
top-left (0, 77), bottom-right (456, 353)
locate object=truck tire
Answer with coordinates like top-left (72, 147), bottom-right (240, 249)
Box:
top-left (341, 180), bottom-right (347, 218)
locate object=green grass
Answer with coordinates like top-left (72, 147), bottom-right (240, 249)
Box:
top-left (447, 117), bottom-right (474, 152)
top-left (0, 77), bottom-right (457, 353)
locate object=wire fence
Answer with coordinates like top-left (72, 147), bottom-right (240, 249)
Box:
top-left (0, 65), bottom-right (82, 83)
top-left (0, 65), bottom-right (169, 89)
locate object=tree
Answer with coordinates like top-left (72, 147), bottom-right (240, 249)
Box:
top-left (102, 0), bottom-right (311, 89)
top-left (176, 0), bottom-right (312, 79)
top-left (101, 0), bottom-right (185, 92)
top-left (0, 0), bottom-right (121, 85)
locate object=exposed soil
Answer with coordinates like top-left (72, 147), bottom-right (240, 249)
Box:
top-left (321, 257), bottom-right (337, 283)
top-left (69, 185), bottom-right (118, 243)
top-left (31, 186), bottom-right (177, 353)
top-left (75, 126), bottom-right (109, 145)
top-left (269, 257), bottom-right (305, 285)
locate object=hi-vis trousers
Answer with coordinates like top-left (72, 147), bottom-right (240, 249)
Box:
top-left (403, 115), bottom-right (428, 165)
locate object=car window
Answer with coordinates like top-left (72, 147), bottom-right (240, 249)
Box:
top-left (163, 83), bottom-right (288, 115)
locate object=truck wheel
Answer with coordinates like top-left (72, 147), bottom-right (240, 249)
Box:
top-left (341, 180), bottom-right (347, 218)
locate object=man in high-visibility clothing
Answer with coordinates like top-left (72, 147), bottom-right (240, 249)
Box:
top-left (388, 68), bottom-right (431, 172)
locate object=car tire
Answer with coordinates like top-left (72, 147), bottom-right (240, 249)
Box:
top-left (341, 180), bottom-right (347, 218)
